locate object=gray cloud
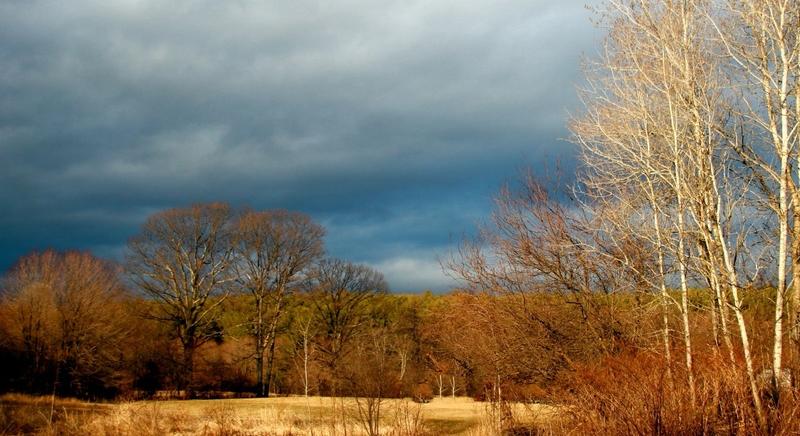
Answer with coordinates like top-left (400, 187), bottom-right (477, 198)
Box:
top-left (0, 0), bottom-right (601, 291)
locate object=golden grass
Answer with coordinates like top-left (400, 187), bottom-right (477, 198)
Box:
top-left (1, 395), bottom-right (559, 435)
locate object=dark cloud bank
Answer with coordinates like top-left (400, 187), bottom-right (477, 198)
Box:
top-left (0, 0), bottom-right (601, 291)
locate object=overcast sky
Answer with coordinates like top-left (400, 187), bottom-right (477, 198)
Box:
top-left (0, 0), bottom-right (601, 291)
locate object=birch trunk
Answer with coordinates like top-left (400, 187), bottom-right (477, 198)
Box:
top-left (715, 218), bottom-right (765, 421)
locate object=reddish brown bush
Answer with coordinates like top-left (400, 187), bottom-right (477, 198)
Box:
top-left (558, 350), bottom-right (800, 435)
top-left (412, 383), bottom-right (433, 403)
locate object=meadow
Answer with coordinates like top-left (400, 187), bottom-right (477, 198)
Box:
top-left (0, 394), bottom-right (558, 435)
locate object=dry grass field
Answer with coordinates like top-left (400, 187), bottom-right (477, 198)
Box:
top-left (0, 394), bottom-right (558, 435)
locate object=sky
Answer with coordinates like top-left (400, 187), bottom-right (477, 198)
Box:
top-left (0, 0), bottom-right (601, 292)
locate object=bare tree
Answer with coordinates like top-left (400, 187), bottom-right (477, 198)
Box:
top-left (307, 258), bottom-right (388, 392)
top-left (233, 209), bottom-right (324, 397)
top-left (444, 177), bottom-right (645, 400)
top-left (126, 203), bottom-right (235, 396)
top-left (571, 0), bottom-right (800, 421)
top-left (351, 325), bottom-right (394, 436)
top-left (573, 0), bottom-right (725, 404)
top-left (290, 313), bottom-right (316, 397)
top-left (708, 0), bottom-right (799, 394)
top-left (0, 250), bottom-right (129, 397)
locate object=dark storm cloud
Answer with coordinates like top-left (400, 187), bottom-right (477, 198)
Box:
top-left (0, 0), bottom-right (601, 291)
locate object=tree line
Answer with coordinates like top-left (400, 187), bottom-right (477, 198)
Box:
top-left (0, 202), bottom-right (607, 406)
top-left (0, 201), bottom-right (682, 409)
top-left (0, 204), bottom-right (388, 399)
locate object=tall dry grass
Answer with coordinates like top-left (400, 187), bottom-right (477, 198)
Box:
top-left (0, 394), bottom-right (110, 435)
top-left (1, 395), bottom-right (437, 436)
top-left (557, 351), bottom-right (800, 435)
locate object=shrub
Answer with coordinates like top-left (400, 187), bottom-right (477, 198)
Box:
top-left (558, 351), bottom-right (800, 435)
top-left (412, 383), bottom-right (433, 403)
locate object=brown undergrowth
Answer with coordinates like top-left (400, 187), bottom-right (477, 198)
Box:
top-left (556, 351), bottom-right (800, 435)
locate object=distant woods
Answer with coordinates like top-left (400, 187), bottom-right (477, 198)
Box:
top-left (0, 200), bottom-right (652, 407)
top-left (0, 204), bottom-right (393, 400)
